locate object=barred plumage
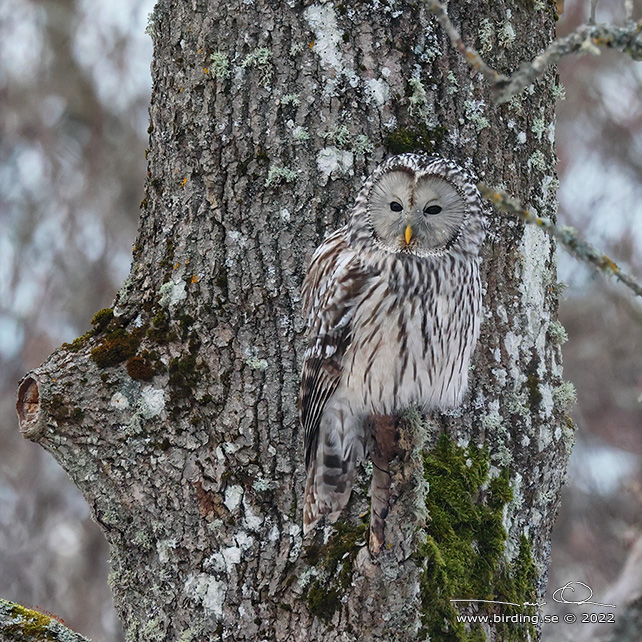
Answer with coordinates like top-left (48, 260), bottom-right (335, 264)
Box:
top-left (299, 154), bottom-right (485, 543)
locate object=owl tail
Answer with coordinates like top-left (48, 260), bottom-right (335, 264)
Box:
top-left (303, 430), bottom-right (363, 534)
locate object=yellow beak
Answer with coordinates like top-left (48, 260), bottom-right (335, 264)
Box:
top-left (405, 224), bottom-right (413, 245)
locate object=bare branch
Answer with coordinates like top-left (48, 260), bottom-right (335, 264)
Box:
top-left (478, 183), bottom-right (642, 298)
top-left (426, 0), bottom-right (642, 104)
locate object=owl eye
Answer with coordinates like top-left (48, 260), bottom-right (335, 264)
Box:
top-left (389, 201), bottom-right (403, 212)
top-left (424, 205), bottom-right (442, 215)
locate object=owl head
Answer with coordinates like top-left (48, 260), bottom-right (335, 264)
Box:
top-left (350, 154), bottom-right (485, 257)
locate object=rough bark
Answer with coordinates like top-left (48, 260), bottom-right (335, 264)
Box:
top-left (15, 1), bottom-right (571, 641)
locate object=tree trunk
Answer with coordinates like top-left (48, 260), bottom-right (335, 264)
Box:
top-left (15, 1), bottom-right (571, 640)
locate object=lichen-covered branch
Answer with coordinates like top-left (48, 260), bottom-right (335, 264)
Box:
top-left (427, 0), bottom-right (642, 103)
top-left (479, 183), bottom-right (642, 298)
top-left (493, 21), bottom-right (642, 104)
top-left (425, 0), bottom-right (506, 86)
top-left (0, 600), bottom-right (93, 642)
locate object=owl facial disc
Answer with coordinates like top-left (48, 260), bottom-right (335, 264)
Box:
top-left (366, 166), bottom-right (469, 255)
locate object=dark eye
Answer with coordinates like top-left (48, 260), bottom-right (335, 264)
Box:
top-left (389, 201), bottom-right (403, 212)
top-left (424, 205), bottom-right (442, 215)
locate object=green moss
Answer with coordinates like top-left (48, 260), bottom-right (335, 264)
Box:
top-left (488, 469), bottom-right (513, 507)
top-left (384, 124), bottom-right (447, 155)
top-left (5, 604), bottom-right (56, 641)
top-left (418, 434), bottom-right (537, 641)
top-left (90, 328), bottom-right (141, 368)
top-left (91, 308), bottom-right (114, 332)
top-left (304, 521), bottom-right (367, 621)
top-left (61, 331), bottom-right (93, 352)
top-left (147, 308), bottom-right (176, 344)
top-left (306, 581), bottom-right (341, 621)
top-left (420, 436), bottom-right (508, 602)
top-left (61, 307), bottom-right (117, 353)
top-left (168, 350), bottom-right (207, 407)
top-left (497, 535), bottom-right (538, 607)
top-left (237, 157), bottom-right (251, 176)
top-left (178, 313), bottom-right (195, 339)
top-left (169, 354), bottom-right (197, 384)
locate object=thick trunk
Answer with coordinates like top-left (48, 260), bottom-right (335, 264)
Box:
top-left (15, 1), bottom-right (570, 640)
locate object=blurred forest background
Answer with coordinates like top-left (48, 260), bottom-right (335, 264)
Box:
top-left (0, 1), bottom-right (640, 640)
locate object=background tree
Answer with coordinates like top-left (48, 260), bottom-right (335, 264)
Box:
top-left (2, 0), bottom-right (641, 641)
top-left (0, 1), bottom-right (153, 639)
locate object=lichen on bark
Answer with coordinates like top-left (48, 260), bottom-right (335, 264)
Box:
top-left (0, 600), bottom-right (92, 642)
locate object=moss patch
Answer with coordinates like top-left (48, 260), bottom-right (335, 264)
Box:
top-left (178, 313), bottom-right (195, 339)
top-left (168, 344), bottom-right (208, 409)
top-left (147, 308), bottom-right (176, 344)
top-left (90, 328), bottom-right (141, 368)
top-left (126, 355), bottom-right (156, 381)
top-left (384, 124), bottom-right (447, 155)
top-left (419, 434), bottom-right (537, 641)
top-left (61, 308), bottom-right (114, 353)
top-left (306, 580), bottom-right (341, 621)
top-left (60, 331), bottom-right (93, 352)
top-left (90, 307), bottom-right (114, 332)
top-left (304, 521), bottom-right (368, 621)
top-left (168, 353), bottom-right (198, 400)
top-left (5, 604), bottom-right (55, 641)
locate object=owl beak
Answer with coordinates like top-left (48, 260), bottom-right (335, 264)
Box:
top-left (404, 224), bottom-right (413, 245)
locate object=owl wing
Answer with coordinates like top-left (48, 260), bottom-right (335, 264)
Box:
top-left (299, 228), bottom-right (372, 468)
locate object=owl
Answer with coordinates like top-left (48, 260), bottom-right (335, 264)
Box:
top-left (299, 154), bottom-right (485, 546)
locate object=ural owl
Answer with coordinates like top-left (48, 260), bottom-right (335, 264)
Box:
top-left (299, 154), bottom-right (485, 547)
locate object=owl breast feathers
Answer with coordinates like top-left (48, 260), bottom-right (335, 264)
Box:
top-left (299, 154), bottom-right (486, 534)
